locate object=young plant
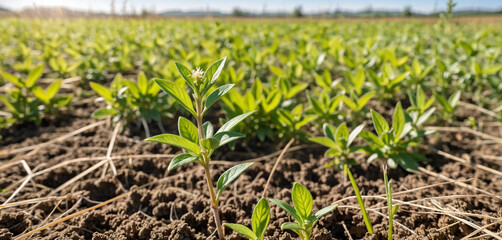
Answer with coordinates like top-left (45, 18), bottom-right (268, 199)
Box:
top-left (276, 104), bottom-right (316, 141)
top-left (309, 123), bottom-right (374, 234)
top-left (224, 198), bottom-right (270, 240)
top-left (270, 182), bottom-right (338, 240)
top-left (383, 167), bottom-right (399, 240)
top-left (0, 65), bottom-right (72, 126)
top-left (90, 72), bottom-right (169, 136)
top-left (361, 102), bottom-right (427, 171)
top-left (340, 90), bottom-right (375, 122)
top-left (433, 90), bottom-right (461, 124)
top-left (368, 63), bottom-right (409, 101)
top-left (307, 90), bottom-right (342, 124)
top-left (145, 57), bottom-right (255, 240)
top-left (406, 86), bottom-right (436, 139)
top-left (309, 123), bottom-right (365, 169)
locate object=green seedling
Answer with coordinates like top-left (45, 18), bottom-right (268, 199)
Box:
top-left (309, 123), bottom-right (374, 234)
top-left (145, 57), bottom-right (255, 240)
top-left (307, 90), bottom-right (342, 124)
top-left (0, 65), bottom-right (72, 127)
top-left (270, 183), bottom-right (337, 240)
top-left (340, 90), bottom-right (375, 122)
top-left (90, 72), bottom-right (169, 136)
top-left (224, 197), bottom-right (270, 240)
top-left (277, 104), bottom-right (316, 141)
top-left (406, 58), bottom-right (434, 85)
top-left (433, 90), bottom-right (461, 123)
top-left (361, 102), bottom-right (427, 171)
top-left (368, 63), bottom-right (409, 100)
top-left (48, 56), bottom-right (80, 78)
top-left (310, 122), bottom-right (365, 169)
top-left (407, 86), bottom-right (436, 137)
top-left (221, 78), bottom-right (295, 142)
top-left (383, 166), bottom-right (399, 240)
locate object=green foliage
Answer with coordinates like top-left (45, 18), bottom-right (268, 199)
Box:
top-left (224, 198), bottom-right (271, 240)
top-left (90, 72), bottom-right (169, 130)
top-left (270, 183), bottom-right (337, 240)
top-left (434, 90), bottom-right (461, 123)
top-left (310, 122), bottom-right (365, 169)
top-left (362, 103), bottom-right (428, 171)
top-left (0, 65), bottom-right (72, 128)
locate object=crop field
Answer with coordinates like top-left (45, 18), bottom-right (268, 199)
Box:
top-left (1, 18), bottom-right (502, 239)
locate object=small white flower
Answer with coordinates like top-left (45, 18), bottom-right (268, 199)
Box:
top-left (191, 67), bottom-right (204, 84)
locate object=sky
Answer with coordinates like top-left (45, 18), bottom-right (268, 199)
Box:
top-left (1, 0), bottom-right (501, 14)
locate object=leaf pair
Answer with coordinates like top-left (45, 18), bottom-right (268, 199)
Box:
top-left (434, 90), bottom-right (461, 114)
top-left (224, 198), bottom-right (270, 240)
top-left (309, 123), bottom-right (364, 168)
top-left (270, 183), bottom-right (337, 240)
top-left (0, 64), bottom-right (43, 89)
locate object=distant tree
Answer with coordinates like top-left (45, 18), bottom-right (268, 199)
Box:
top-left (292, 6), bottom-right (303, 17)
top-left (403, 6), bottom-right (413, 17)
top-left (232, 8), bottom-right (245, 17)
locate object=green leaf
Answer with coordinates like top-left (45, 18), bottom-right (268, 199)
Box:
top-left (46, 80), bottom-right (62, 100)
top-left (178, 117), bottom-right (199, 144)
top-left (335, 123), bottom-right (349, 142)
top-left (168, 153), bottom-right (199, 171)
top-left (352, 68), bottom-right (365, 94)
top-left (314, 204), bottom-right (338, 220)
top-left (32, 86), bottom-right (49, 104)
top-left (357, 91), bottom-right (375, 110)
top-left (122, 80), bottom-right (141, 99)
top-left (394, 154), bottom-right (419, 171)
top-left (205, 84), bottom-right (234, 112)
top-left (137, 72), bottom-right (148, 95)
top-left (203, 57), bottom-right (227, 86)
top-left (54, 95), bottom-right (73, 107)
top-left (145, 134), bottom-right (200, 154)
top-left (416, 86), bottom-right (425, 109)
top-left (371, 109), bottom-right (389, 137)
top-left (434, 92), bottom-right (453, 113)
top-left (90, 82), bottom-right (113, 102)
top-left (359, 131), bottom-right (385, 148)
top-left (281, 222), bottom-right (304, 231)
top-left (387, 157), bottom-right (398, 169)
top-left (174, 61), bottom-right (197, 91)
top-left (269, 199), bottom-right (302, 223)
top-left (200, 137), bottom-right (220, 151)
top-left (203, 121), bottom-right (214, 138)
top-left (216, 162), bottom-right (254, 202)
top-left (223, 224), bottom-right (257, 240)
top-left (213, 131), bottom-right (245, 147)
top-left (217, 111), bottom-right (256, 134)
top-left (347, 123), bottom-right (365, 147)
top-left (154, 79), bottom-right (196, 116)
top-left (0, 72), bottom-right (23, 88)
top-left (392, 102), bottom-right (405, 142)
top-left (252, 198), bottom-right (270, 239)
top-left (448, 90), bottom-right (461, 108)
top-left (92, 108), bottom-right (118, 118)
top-left (323, 123), bottom-right (336, 141)
top-left (391, 205), bottom-right (399, 217)
top-left (292, 182), bottom-right (313, 221)
top-left (269, 65), bottom-right (285, 76)
top-left (341, 95), bottom-right (357, 110)
top-left (26, 64), bottom-right (43, 88)
top-left (309, 137), bottom-right (338, 149)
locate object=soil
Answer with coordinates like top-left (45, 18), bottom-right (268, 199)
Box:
top-left (0, 104), bottom-right (501, 240)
